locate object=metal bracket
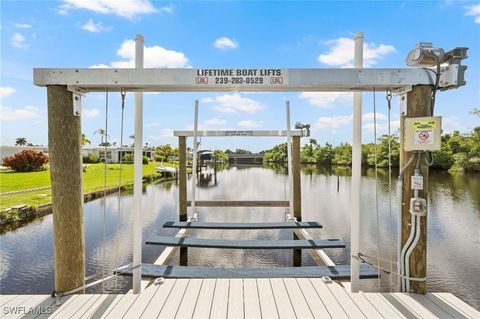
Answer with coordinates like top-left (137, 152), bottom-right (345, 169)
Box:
top-left (399, 94), bottom-right (408, 116)
top-left (68, 86), bottom-right (85, 117)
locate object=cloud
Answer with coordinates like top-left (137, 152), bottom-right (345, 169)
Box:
top-left (159, 4), bottom-right (174, 14)
top-left (238, 120), bottom-right (262, 128)
top-left (299, 92), bottom-right (352, 108)
top-left (314, 114), bottom-right (353, 130)
top-left (318, 37), bottom-right (396, 67)
top-left (362, 112), bottom-right (388, 121)
top-left (442, 116), bottom-right (469, 133)
top-left (11, 33), bottom-right (28, 48)
top-left (89, 64), bottom-right (110, 68)
top-left (82, 18), bottom-right (112, 33)
top-left (0, 87), bottom-right (16, 98)
top-left (465, 4), bottom-right (480, 24)
top-left (59, 0), bottom-right (156, 18)
top-left (201, 94), bottom-right (266, 114)
top-left (214, 37), bottom-right (238, 50)
top-left (0, 106), bottom-right (40, 120)
top-left (12, 23), bottom-right (31, 29)
top-left (362, 120), bottom-right (400, 134)
top-left (107, 39), bottom-right (190, 68)
top-left (204, 118), bottom-right (227, 126)
top-left (82, 108), bottom-right (100, 118)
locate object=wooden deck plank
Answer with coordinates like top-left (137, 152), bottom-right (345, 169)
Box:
top-left (0, 295), bottom-right (19, 306)
top-left (326, 282), bottom-right (367, 318)
top-left (425, 294), bottom-right (471, 319)
top-left (192, 279), bottom-right (216, 319)
top-left (343, 292), bottom-right (384, 319)
top-left (391, 293), bottom-right (438, 319)
top-left (175, 279), bottom-right (203, 319)
top-left (6, 295), bottom-right (48, 319)
top-left (123, 284), bottom-right (160, 318)
top-left (256, 278), bottom-right (279, 319)
top-left (243, 279), bottom-right (261, 319)
top-left (1, 294), bottom-right (33, 312)
top-left (227, 279), bottom-right (244, 319)
top-left (40, 295), bottom-right (78, 319)
top-left (78, 295), bottom-right (109, 319)
top-left (309, 278), bottom-right (348, 319)
top-left (50, 295), bottom-right (86, 319)
top-left (158, 279), bottom-right (190, 318)
top-left (32, 295), bottom-right (74, 319)
top-left (103, 295), bottom-right (139, 319)
top-left (295, 278), bottom-right (331, 318)
top-left (407, 294), bottom-right (458, 319)
top-left (270, 278), bottom-right (296, 319)
top-left (90, 295), bottom-right (122, 319)
top-left (379, 293), bottom-right (419, 319)
top-left (69, 295), bottom-right (103, 319)
top-left (282, 278), bottom-right (314, 319)
top-left (139, 278), bottom-right (176, 319)
top-left (164, 221), bottom-right (323, 229)
top-left (362, 294), bottom-right (407, 319)
top-left (430, 293), bottom-right (479, 319)
top-left (210, 278), bottom-right (229, 319)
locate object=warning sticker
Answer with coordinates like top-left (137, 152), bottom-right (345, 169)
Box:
top-left (413, 120), bottom-right (435, 145)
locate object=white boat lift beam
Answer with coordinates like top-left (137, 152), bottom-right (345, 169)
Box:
top-left (173, 130), bottom-right (304, 137)
top-left (33, 67), bottom-right (464, 93)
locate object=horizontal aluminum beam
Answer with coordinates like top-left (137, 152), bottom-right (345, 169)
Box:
top-left (33, 68), bottom-right (440, 92)
top-left (174, 130), bottom-right (303, 137)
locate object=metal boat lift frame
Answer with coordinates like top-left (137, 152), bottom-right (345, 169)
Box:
top-left (33, 34), bottom-right (467, 294)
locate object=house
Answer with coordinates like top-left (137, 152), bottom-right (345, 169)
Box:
top-left (82, 147), bottom-right (154, 163)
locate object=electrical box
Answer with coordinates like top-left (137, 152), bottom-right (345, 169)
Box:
top-left (404, 116), bottom-right (442, 151)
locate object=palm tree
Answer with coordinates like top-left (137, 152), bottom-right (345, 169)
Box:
top-left (81, 134), bottom-right (91, 147)
top-left (15, 137), bottom-right (27, 146)
top-left (94, 129), bottom-right (109, 146)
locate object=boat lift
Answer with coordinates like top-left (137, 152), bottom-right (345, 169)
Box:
top-left (33, 33), bottom-right (468, 295)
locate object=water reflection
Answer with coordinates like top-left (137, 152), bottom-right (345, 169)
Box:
top-left (0, 165), bottom-right (478, 310)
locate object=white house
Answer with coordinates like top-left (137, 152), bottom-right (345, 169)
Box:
top-left (82, 147), bottom-right (154, 163)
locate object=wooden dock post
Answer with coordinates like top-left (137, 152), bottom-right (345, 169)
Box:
top-left (178, 136), bottom-right (188, 265)
top-left (292, 136), bottom-right (302, 266)
top-left (47, 85), bottom-right (84, 293)
top-left (400, 85), bottom-right (432, 294)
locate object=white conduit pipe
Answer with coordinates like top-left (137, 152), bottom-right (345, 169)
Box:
top-left (191, 100), bottom-right (199, 220)
top-left (285, 100), bottom-right (294, 220)
top-left (397, 153), bottom-right (417, 291)
top-left (405, 214), bottom-right (422, 292)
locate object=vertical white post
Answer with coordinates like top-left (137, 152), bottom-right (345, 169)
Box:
top-left (285, 100), bottom-right (294, 219)
top-left (351, 31), bottom-right (364, 292)
top-left (191, 100), bottom-right (199, 219)
top-left (132, 34), bottom-right (144, 294)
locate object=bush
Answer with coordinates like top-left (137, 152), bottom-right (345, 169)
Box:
top-left (83, 154), bottom-right (99, 163)
top-left (3, 150), bottom-right (49, 172)
top-left (122, 153), bottom-right (149, 164)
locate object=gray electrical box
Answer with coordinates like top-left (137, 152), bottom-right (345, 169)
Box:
top-left (404, 116), bottom-right (442, 151)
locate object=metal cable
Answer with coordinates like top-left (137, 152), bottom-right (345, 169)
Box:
top-left (114, 89), bottom-right (126, 292)
top-left (386, 89), bottom-right (394, 292)
top-left (373, 89), bottom-right (381, 291)
top-left (101, 90), bottom-right (109, 294)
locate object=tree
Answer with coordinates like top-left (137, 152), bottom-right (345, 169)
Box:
top-left (213, 150), bottom-right (229, 162)
top-left (81, 134), bottom-right (91, 146)
top-left (94, 129), bottom-right (109, 146)
top-left (155, 144), bottom-right (175, 162)
top-left (15, 137), bottom-right (27, 146)
top-left (3, 150), bottom-right (49, 171)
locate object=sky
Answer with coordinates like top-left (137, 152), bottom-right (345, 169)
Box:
top-left (1, 0), bottom-right (479, 152)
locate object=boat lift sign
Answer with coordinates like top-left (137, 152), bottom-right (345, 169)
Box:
top-left (404, 116), bottom-right (442, 151)
top-left (195, 69), bottom-right (287, 86)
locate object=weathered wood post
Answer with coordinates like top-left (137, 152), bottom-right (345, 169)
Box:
top-left (400, 85), bottom-right (432, 294)
top-left (292, 135), bottom-right (302, 266)
top-left (47, 85), bottom-right (84, 293)
top-left (178, 136), bottom-right (188, 265)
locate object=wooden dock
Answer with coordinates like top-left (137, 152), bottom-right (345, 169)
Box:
top-left (1, 278), bottom-right (478, 318)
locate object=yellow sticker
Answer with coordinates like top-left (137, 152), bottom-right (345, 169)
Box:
top-left (413, 120), bottom-right (436, 131)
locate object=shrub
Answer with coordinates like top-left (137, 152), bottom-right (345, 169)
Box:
top-left (82, 154), bottom-right (99, 163)
top-left (122, 153), bottom-right (149, 164)
top-left (3, 150), bottom-right (49, 172)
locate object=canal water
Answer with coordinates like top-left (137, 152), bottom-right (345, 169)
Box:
top-left (1, 165), bottom-right (479, 309)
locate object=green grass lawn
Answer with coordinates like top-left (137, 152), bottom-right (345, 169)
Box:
top-left (0, 162), bottom-right (175, 211)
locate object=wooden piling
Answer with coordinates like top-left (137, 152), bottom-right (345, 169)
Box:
top-left (400, 85), bottom-right (432, 294)
top-left (178, 136), bottom-right (188, 265)
top-left (47, 85), bottom-right (84, 293)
